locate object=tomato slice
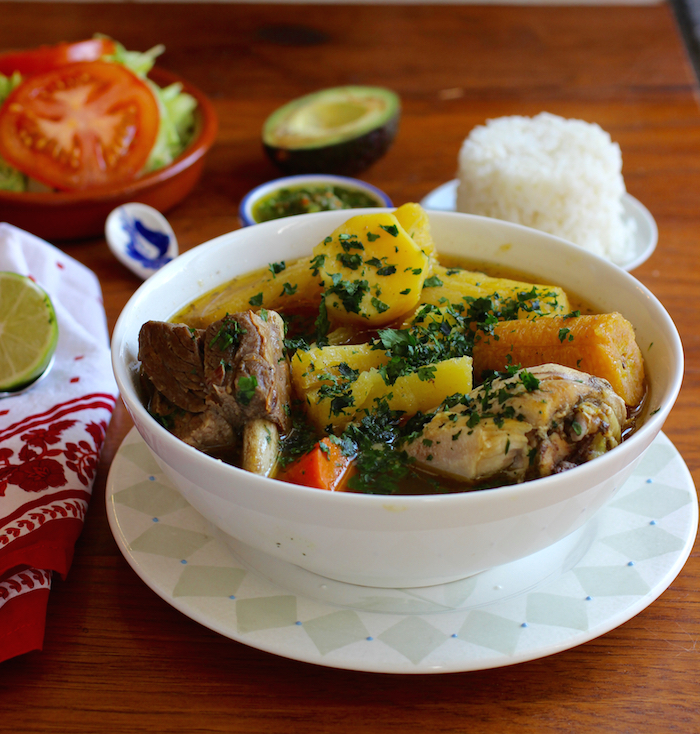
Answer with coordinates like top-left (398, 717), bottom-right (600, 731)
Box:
top-left (0, 61), bottom-right (160, 191)
top-left (0, 38), bottom-right (117, 78)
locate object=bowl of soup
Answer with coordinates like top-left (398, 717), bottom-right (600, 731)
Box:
top-left (112, 206), bottom-right (683, 588)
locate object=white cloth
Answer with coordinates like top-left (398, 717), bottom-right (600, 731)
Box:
top-left (0, 223), bottom-right (118, 663)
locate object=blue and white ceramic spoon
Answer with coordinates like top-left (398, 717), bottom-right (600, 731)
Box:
top-left (105, 202), bottom-right (179, 280)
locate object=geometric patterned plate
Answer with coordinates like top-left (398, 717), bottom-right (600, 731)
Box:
top-left (106, 428), bottom-right (697, 673)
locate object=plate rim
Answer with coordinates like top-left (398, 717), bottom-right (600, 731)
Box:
top-left (106, 429), bottom-right (697, 674)
top-left (419, 179), bottom-right (657, 272)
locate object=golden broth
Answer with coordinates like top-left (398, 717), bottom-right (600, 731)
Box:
top-left (164, 253), bottom-right (640, 495)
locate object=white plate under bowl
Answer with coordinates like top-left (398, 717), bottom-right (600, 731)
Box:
top-left (107, 428), bottom-right (696, 674)
top-left (420, 180), bottom-right (657, 272)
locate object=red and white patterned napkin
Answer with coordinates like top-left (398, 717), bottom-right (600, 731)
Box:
top-left (0, 224), bottom-right (118, 663)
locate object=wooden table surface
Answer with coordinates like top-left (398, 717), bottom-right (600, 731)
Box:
top-left (1, 2), bottom-right (698, 731)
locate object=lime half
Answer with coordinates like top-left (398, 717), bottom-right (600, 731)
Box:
top-left (0, 272), bottom-right (59, 392)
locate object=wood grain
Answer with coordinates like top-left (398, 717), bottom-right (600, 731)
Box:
top-left (0, 3), bottom-right (698, 732)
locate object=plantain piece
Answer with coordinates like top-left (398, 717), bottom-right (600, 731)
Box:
top-left (242, 418), bottom-right (280, 476)
top-left (404, 363), bottom-right (627, 485)
top-left (417, 264), bottom-right (570, 319)
top-left (471, 312), bottom-right (645, 407)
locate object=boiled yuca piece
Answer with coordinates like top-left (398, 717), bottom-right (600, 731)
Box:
top-left (471, 312), bottom-right (645, 406)
top-left (313, 212), bottom-right (430, 326)
top-left (177, 256), bottom-right (323, 329)
top-left (290, 343), bottom-right (388, 393)
top-left (418, 264), bottom-right (570, 319)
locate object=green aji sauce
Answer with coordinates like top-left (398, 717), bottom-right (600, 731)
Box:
top-left (252, 184), bottom-right (380, 223)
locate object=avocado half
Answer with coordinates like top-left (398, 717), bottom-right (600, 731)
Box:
top-left (262, 86), bottom-right (401, 176)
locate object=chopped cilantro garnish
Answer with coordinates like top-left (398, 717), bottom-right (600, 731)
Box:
top-left (376, 265), bottom-right (397, 276)
top-left (326, 274), bottom-right (369, 314)
top-left (337, 362), bottom-right (360, 381)
top-left (338, 234), bottom-right (364, 251)
top-left (371, 297), bottom-right (390, 314)
top-left (337, 252), bottom-right (363, 270)
top-left (309, 253), bottom-right (326, 276)
top-left (236, 375), bottom-right (258, 405)
top-left (520, 370), bottom-right (540, 392)
top-left (209, 316), bottom-right (245, 351)
top-left (417, 364), bottom-right (437, 381)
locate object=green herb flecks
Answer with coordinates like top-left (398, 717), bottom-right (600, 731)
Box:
top-left (236, 375), bottom-right (258, 405)
top-left (209, 316), bottom-right (245, 351)
top-left (326, 274), bottom-right (370, 315)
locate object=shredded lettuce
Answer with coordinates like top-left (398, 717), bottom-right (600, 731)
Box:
top-left (100, 37), bottom-right (164, 77)
top-left (0, 70), bottom-right (22, 104)
top-left (0, 70), bottom-right (27, 190)
top-left (144, 79), bottom-right (198, 172)
top-left (0, 36), bottom-right (199, 191)
top-left (0, 155), bottom-right (25, 192)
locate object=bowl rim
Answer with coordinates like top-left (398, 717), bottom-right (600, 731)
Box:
top-left (113, 208), bottom-right (685, 507)
top-left (0, 66), bottom-right (218, 205)
top-left (238, 174), bottom-right (393, 226)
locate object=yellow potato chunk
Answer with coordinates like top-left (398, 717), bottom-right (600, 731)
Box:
top-left (298, 353), bottom-right (473, 433)
top-left (387, 356), bottom-right (473, 417)
top-left (393, 203), bottom-right (437, 272)
top-left (313, 212), bottom-right (430, 327)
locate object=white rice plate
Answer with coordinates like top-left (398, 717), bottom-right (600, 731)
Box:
top-left (456, 112), bottom-right (636, 265)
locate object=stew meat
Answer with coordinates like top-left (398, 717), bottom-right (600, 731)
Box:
top-left (139, 310), bottom-right (291, 454)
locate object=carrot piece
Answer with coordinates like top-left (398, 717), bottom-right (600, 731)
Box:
top-left (278, 438), bottom-right (354, 491)
top-left (471, 312), bottom-right (646, 407)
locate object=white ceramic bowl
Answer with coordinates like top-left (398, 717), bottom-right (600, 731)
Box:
top-left (112, 210), bottom-right (684, 588)
top-left (238, 174), bottom-right (392, 227)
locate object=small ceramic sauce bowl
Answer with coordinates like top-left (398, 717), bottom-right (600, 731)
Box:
top-left (238, 174), bottom-right (392, 227)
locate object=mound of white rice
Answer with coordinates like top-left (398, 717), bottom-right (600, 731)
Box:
top-left (456, 113), bottom-right (636, 265)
